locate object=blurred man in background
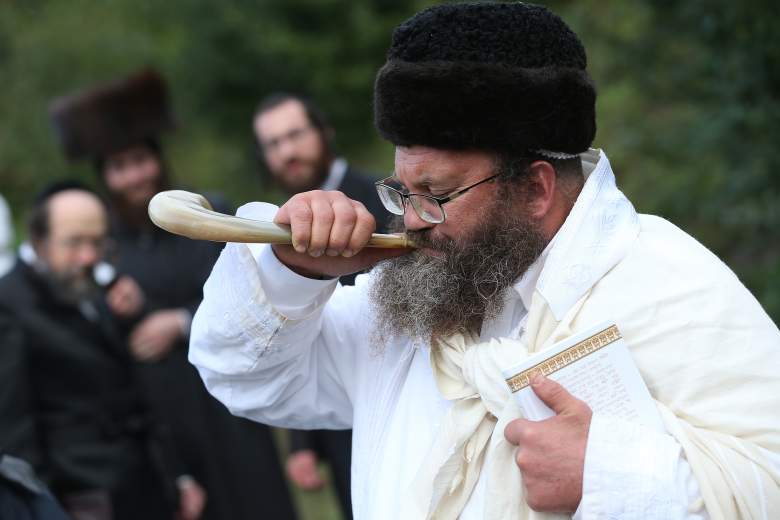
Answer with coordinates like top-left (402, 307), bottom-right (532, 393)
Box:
top-left (49, 70), bottom-right (297, 520)
top-left (253, 93), bottom-right (388, 518)
top-left (0, 182), bottom-right (205, 520)
top-left (254, 93), bottom-right (388, 249)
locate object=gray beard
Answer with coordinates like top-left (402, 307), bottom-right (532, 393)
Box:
top-left (369, 202), bottom-right (548, 345)
top-left (35, 263), bottom-right (100, 306)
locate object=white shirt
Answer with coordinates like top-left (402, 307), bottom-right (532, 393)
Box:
top-left (320, 157), bottom-right (348, 191)
top-left (190, 150), bottom-right (709, 519)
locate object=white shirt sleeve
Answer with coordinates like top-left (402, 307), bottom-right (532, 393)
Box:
top-left (253, 243), bottom-right (338, 320)
top-left (573, 414), bottom-right (709, 519)
top-left (189, 202), bottom-right (367, 430)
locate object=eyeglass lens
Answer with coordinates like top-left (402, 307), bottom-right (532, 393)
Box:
top-left (409, 196), bottom-right (444, 223)
top-left (376, 184), bottom-right (445, 224)
top-left (377, 186), bottom-right (405, 215)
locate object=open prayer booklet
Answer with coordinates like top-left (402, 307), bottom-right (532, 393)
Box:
top-left (502, 322), bottom-right (665, 432)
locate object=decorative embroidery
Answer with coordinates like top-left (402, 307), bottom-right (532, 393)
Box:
top-left (534, 149), bottom-right (580, 160)
top-left (563, 264), bottom-right (592, 292)
top-left (217, 244), bottom-right (290, 362)
top-left (535, 151), bottom-right (641, 320)
top-left (505, 324), bottom-right (621, 392)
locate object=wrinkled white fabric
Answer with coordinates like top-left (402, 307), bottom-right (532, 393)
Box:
top-left (190, 149), bottom-right (780, 519)
top-left (411, 331), bottom-right (527, 519)
top-left (415, 291), bottom-right (587, 520)
top-left (575, 414), bottom-right (707, 520)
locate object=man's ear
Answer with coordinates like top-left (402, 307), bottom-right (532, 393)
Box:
top-left (525, 161), bottom-right (557, 219)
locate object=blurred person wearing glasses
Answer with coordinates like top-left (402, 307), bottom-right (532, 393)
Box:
top-left (0, 182), bottom-right (205, 520)
top-left (190, 3), bottom-right (780, 519)
top-left (49, 70), bottom-right (297, 520)
top-left (253, 93), bottom-right (389, 519)
top-left (253, 92), bottom-right (389, 270)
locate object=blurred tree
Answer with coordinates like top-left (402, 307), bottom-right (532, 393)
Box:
top-left (0, 0), bottom-right (777, 321)
top-left (581, 0), bottom-right (779, 320)
top-left (0, 0), bottom-right (431, 213)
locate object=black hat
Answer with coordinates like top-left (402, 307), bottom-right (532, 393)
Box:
top-left (374, 2), bottom-right (596, 156)
top-left (49, 68), bottom-right (173, 161)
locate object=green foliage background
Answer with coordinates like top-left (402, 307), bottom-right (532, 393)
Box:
top-left (1, 0), bottom-right (778, 335)
top-left (0, 0), bottom-right (778, 517)
top-left (2, 0), bottom-right (778, 325)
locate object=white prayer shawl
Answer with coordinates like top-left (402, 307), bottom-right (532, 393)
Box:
top-left (190, 149), bottom-right (780, 519)
top-left (413, 151), bottom-right (780, 519)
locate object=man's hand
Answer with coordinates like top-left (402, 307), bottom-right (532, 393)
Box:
top-left (128, 309), bottom-right (187, 362)
top-left (504, 374), bottom-right (592, 513)
top-left (285, 449), bottom-right (326, 491)
top-left (176, 476), bottom-right (206, 520)
top-left (272, 190), bottom-right (410, 278)
top-left (106, 275), bottom-right (145, 319)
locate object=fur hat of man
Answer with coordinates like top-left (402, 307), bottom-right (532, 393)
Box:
top-left (374, 2), bottom-right (596, 156)
top-left (49, 68), bottom-right (173, 161)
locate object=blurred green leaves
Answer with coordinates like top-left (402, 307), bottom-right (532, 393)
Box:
top-left (0, 0), bottom-right (777, 320)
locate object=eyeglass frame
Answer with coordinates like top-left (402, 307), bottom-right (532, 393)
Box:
top-left (48, 235), bottom-right (114, 254)
top-left (258, 125), bottom-right (316, 155)
top-left (374, 173), bottom-right (499, 224)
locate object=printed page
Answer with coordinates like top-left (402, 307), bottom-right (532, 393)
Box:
top-left (503, 323), bottom-right (664, 432)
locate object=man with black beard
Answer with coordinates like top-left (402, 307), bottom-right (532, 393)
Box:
top-left (0, 182), bottom-right (205, 520)
top-left (190, 3), bottom-right (780, 519)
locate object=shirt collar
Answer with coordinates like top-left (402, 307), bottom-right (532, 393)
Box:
top-left (512, 236), bottom-right (555, 312)
top-left (510, 150), bottom-right (604, 311)
top-left (320, 157), bottom-right (348, 191)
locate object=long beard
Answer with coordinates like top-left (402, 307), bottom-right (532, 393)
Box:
top-left (276, 153), bottom-right (332, 194)
top-left (36, 263), bottom-right (101, 306)
top-left (369, 201), bottom-right (548, 345)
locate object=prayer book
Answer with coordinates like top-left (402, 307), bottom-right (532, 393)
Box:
top-left (502, 322), bottom-right (665, 432)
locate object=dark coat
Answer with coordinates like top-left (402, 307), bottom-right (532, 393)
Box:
top-left (339, 166), bottom-right (389, 231)
top-left (111, 200), bottom-right (297, 520)
top-left (0, 261), bottom-right (173, 520)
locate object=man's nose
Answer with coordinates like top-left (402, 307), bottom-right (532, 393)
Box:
top-left (76, 245), bottom-right (100, 268)
top-left (403, 206), bottom-right (434, 232)
top-left (276, 137), bottom-right (299, 160)
top-left (124, 164), bottom-right (148, 184)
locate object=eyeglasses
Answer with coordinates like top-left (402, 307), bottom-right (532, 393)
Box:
top-left (50, 236), bottom-right (113, 254)
top-left (260, 126), bottom-right (314, 154)
top-left (374, 173), bottom-right (498, 224)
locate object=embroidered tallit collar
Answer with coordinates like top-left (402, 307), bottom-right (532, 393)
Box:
top-left (519, 148), bottom-right (640, 320)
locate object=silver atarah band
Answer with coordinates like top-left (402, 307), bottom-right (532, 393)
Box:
top-left (534, 149), bottom-right (580, 160)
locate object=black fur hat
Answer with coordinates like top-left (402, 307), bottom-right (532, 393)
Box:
top-left (49, 68), bottom-right (173, 161)
top-left (374, 2), bottom-right (596, 156)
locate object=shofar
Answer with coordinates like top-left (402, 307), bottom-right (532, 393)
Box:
top-left (148, 190), bottom-right (415, 248)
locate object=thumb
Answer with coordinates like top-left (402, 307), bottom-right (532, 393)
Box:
top-left (530, 373), bottom-right (579, 415)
